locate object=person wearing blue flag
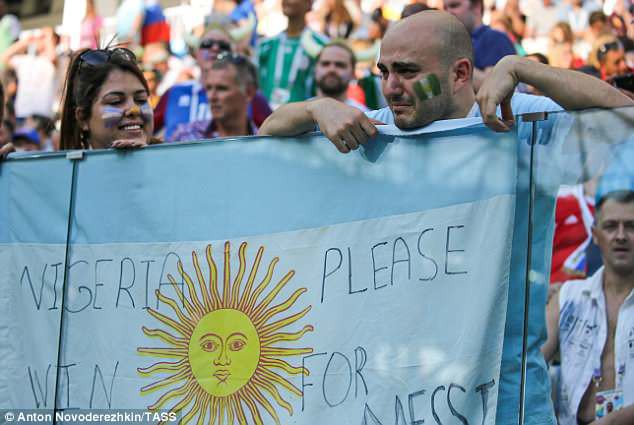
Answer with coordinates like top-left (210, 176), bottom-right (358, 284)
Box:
top-left (260, 10), bottom-right (633, 425)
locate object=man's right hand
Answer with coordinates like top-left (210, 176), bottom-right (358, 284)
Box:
top-left (259, 98), bottom-right (381, 153)
top-left (307, 98), bottom-right (380, 153)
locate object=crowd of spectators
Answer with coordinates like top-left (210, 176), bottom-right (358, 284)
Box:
top-left (0, 0), bottom-right (633, 423)
top-left (0, 0), bottom-right (630, 154)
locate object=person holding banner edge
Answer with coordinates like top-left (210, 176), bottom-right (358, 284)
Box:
top-left (259, 9), bottom-right (634, 425)
top-left (258, 10), bottom-right (632, 152)
top-left (0, 47), bottom-right (155, 155)
top-left (59, 47), bottom-right (155, 150)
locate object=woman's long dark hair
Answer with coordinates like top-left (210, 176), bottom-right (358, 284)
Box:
top-left (59, 48), bottom-right (150, 150)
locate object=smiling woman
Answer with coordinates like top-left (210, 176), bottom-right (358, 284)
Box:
top-left (59, 47), bottom-right (156, 150)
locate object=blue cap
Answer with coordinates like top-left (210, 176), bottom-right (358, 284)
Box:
top-left (595, 141), bottom-right (634, 206)
top-left (12, 127), bottom-right (40, 146)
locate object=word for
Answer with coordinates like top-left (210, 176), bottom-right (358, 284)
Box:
top-left (301, 345), bottom-right (496, 425)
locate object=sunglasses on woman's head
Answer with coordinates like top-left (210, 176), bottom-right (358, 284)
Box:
top-left (199, 38), bottom-right (231, 52)
top-left (78, 48), bottom-right (138, 72)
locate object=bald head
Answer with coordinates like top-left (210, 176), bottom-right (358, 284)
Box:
top-left (377, 10), bottom-right (476, 129)
top-left (385, 10), bottom-right (473, 70)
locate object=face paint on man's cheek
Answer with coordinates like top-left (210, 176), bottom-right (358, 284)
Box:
top-left (413, 73), bottom-right (442, 101)
top-left (101, 106), bottom-right (125, 129)
top-left (140, 102), bottom-right (153, 124)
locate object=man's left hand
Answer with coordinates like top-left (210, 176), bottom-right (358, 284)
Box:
top-left (476, 55), bottom-right (520, 132)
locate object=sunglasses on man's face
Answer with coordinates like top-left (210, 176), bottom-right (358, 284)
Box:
top-left (199, 38), bottom-right (231, 52)
top-left (78, 47), bottom-right (137, 72)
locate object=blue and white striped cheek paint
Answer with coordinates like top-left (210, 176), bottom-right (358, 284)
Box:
top-left (140, 102), bottom-right (153, 123)
top-left (101, 106), bottom-right (125, 129)
top-left (100, 102), bottom-right (153, 129)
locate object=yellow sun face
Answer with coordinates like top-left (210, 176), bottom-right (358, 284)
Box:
top-left (138, 242), bottom-right (314, 424)
top-left (189, 309), bottom-right (261, 397)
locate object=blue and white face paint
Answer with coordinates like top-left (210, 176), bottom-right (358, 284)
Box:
top-left (140, 102), bottom-right (153, 124)
top-left (85, 69), bottom-right (154, 149)
top-left (101, 106), bottom-right (126, 129)
top-left (100, 102), bottom-right (152, 129)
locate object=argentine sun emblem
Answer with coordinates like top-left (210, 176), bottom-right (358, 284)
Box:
top-left (138, 242), bottom-right (314, 424)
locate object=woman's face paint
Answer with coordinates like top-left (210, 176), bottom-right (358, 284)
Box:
top-left (413, 74), bottom-right (442, 101)
top-left (101, 106), bottom-right (125, 129)
top-left (140, 102), bottom-right (153, 124)
top-left (100, 102), bottom-right (152, 129)
top-left (87, 69), bottom-right (154, 149)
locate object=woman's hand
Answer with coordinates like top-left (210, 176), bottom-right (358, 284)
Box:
top-left (110, 138), bottom-right (147, 149)
top-left (0, 142), bottom-right (15, 159)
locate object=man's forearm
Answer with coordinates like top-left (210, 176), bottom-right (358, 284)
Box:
top-left (258, 100), bottom-right (320, 136)
top-left (508, 56), bottom-right (633, 109)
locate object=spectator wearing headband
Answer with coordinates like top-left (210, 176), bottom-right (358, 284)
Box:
top-left (154, 26), bottom-right (271, 142)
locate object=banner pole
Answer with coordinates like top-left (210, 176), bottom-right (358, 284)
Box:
top-left (518, 112), bottom-right (546, 425)
top-left (52, 151), bottom-right (83, 423)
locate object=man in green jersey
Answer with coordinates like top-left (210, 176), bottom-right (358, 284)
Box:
top-left (256, 0), bottom-right (328, 109)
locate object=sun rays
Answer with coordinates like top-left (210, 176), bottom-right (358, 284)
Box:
top-left (138, 241), bottom-right (314, 424)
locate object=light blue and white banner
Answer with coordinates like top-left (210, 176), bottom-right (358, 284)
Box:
top-left (0, 124), bottom-right (520, 424)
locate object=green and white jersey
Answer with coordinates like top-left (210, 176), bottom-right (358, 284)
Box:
top-left (256, 29), bottom-right (329, 109)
